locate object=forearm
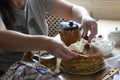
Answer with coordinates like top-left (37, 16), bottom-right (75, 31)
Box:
top-left (0, 30), bottom-right (51, 52)
top-left (72, 5), bottom-right (92, 23)
top-left (51, 0), bottom-right (94, 24)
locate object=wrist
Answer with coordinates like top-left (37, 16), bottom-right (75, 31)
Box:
top-left (81, 15), bottom-right (96, 24)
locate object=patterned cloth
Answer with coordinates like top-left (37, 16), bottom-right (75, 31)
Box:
top-left (0, 61), bottom-right (61, 80)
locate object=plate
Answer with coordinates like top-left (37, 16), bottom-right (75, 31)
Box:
top-left (60, 66), bottom-right (106, 75)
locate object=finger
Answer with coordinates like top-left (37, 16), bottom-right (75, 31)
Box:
top-left (88, 23), bottom-right (97, 42)
top-left (62, 46), bottom-right (78, 58)
top-left (88, 34), bottom-right (96, 43)
top-left (58, 51), bottom-right (72, 60)
top-left (81, 26), bottom-right (89, 38)
top-left (50, 45), bottom-right (73, 60)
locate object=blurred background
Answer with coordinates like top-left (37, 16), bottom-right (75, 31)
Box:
top-left (67, 0), bottom-right (120, 20)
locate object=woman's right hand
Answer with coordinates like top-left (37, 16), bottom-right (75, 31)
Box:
top-left (0, 18), bottom-right (78, 60)
top-left (45, 37), bottom-right (78, 60)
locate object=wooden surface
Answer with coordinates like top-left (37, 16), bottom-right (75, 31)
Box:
top-left (58, 68), bottom-right (119, 80)
top-left (59, 69), bottom-right (109, 80)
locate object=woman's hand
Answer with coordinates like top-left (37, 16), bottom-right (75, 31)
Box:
top-left (51, 0), bottom-right (97, 42)
top-left (45, 37), bottom-right (78, 60)
top-left (81, 16), bottom-right (97, 42)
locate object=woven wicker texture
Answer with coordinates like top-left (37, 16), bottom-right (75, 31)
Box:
top-left (46, 14), bottom-right (67, 37)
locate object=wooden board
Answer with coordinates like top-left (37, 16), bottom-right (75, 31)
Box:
top-left (58, 68), bottom-right (119, 80)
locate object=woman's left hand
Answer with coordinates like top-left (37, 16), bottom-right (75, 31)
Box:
top-left (81, 16), bottom-right (98, 42)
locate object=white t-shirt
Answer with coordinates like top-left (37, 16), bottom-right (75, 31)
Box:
top-left (0, 0), bottom-right (55, 72)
